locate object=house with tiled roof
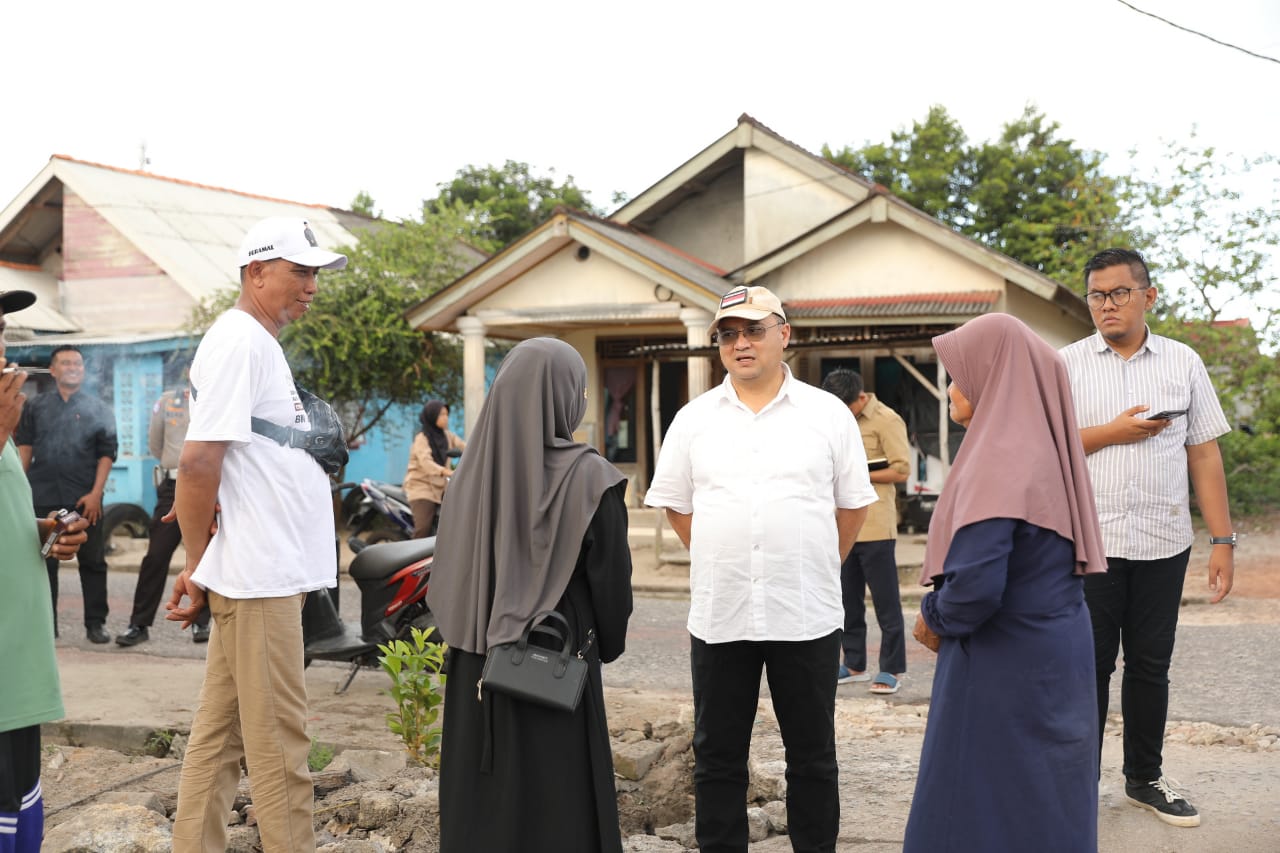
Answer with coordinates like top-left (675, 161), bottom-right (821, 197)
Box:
top-left (407, 114), bottom-right (1095, 512)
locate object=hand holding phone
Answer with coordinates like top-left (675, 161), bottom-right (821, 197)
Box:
top-left (1149, 409), bottom-right (1187, 421)
top-left (39, 509), bottom-right (82, 558)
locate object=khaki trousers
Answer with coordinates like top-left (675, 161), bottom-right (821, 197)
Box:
top-left (172, 591), bottom-right (315, 853)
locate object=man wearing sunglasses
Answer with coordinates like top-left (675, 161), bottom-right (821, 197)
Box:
top-left (646, 285), bottom-right (877, 853)
top-left (1060, 248), bottom-right (1234, 828)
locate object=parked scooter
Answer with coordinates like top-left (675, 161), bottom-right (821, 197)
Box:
top-left (303, 531), bottom-right (437, 694)
top-left (339, 478), bottom-right (415, 549)
top-left (339, 449), bottom-right (461, 550)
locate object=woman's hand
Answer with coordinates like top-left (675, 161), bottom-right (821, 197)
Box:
top-left (913, 613), bottom-right (941, 653)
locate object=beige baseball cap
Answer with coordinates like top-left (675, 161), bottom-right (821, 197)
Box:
top-left (709, 285), bottom-right (786, 333)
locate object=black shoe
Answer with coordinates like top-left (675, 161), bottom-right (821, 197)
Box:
top-left (86, 624), bottom-right (111, 644)
top-left (192, 624), bottom-right (211, 644)
top-left (115, 625), bottom-right (149, 647)
top-left (1125, 776), bottom-right (1201, 827)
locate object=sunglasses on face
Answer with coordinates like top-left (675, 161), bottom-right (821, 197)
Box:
top-left (712, 321), bottom-right (784, 346)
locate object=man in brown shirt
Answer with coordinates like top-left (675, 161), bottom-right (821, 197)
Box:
top-left (822, 369), bottom-right (911, 694)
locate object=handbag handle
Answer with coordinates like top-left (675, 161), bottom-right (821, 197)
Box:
top-left (511, 610), bottom-right (575, 675)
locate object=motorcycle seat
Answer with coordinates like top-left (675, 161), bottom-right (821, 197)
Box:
top-left (349, 536), bottom-right (436, 581)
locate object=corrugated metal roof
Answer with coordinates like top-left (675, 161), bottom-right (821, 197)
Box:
top-left (52, 157), bottom-right (358, 305)
top-left (784, 291), bottom-right (999, 319)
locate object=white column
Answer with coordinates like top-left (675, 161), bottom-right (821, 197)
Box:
top-left (456, 316), bottom-right (487, 438)
top-left (680, 307), bottom-right (714, 400)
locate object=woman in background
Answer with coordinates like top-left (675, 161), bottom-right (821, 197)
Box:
top-left (428, 338), bottom-right (633, 853)
top-left (905, 313), bottom-right (1106, 853)
top-left (403, 399), bottom-right (465, 538)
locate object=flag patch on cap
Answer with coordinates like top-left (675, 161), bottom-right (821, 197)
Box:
top-left (720, 288), bottom-right (749, 309)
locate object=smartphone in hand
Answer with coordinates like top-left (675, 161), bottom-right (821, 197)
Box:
top-left (1149, 409), bottom-right (1187, 420)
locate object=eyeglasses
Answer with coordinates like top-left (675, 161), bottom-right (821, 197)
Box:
top-left (1085, 286), bottom-right (1148, 309)
top-left (712, 321), bottom-right (784, 346)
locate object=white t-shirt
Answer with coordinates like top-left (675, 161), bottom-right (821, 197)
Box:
top-left (186, 309), bottom-right (337, 598)
top-left (645, 366), bottom-right (877, 643)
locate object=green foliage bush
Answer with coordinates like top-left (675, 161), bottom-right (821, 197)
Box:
top-left (378, 626), bottom-right (448, 767)
top-left (308, 737), bottom-right (335, 772)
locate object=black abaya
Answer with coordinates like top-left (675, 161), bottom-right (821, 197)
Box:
top-left (438, 482), bottom-right (632, 853)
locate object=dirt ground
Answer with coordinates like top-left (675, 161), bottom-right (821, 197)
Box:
top-left (41, 512), bottom-right (1280, 847)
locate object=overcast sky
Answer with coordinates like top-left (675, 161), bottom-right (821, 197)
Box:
top-left (4, 0), bottom-right (1277, 227)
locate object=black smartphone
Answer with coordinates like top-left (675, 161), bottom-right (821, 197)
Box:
top-left (1149, 409), bottom-right (1187, 420)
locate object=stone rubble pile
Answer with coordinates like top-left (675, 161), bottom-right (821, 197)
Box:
top-left (40, 713), bottom-right (794, 852)
top-left (44, 709), bottom-right (1278, 852)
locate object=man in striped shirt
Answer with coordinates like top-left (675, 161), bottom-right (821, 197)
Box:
top-left (1060, 248), bottom-right (1235, 829)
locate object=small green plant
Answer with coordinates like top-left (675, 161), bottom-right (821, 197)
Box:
top-left (378, 626), bottom-right (448, 767)
top-left (145, 729), bottom-right (176, 757)
top-left (308, 737), bottom-right (335, 771)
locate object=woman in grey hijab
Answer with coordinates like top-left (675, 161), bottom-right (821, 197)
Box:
top-left (427, 337), bottom-right (633, 853)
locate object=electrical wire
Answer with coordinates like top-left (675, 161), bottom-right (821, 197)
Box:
top-left (1115, 0), bottom-right (1280, 65)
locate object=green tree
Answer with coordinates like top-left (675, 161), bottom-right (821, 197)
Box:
top-left (969, 107), bottom-right (1130, 282)
top-left (426, 160), bottom-right (598, 250)
top-left (351, 190), bottom-right (380, 219)
top-left (824, 105), bottom-right (1135, 283)
top-left (189, 206), bottom-right (475, 448)
top-left (1127, 138), bottom-right (1280, 516)
top-left (823, 105), bottom-right (973, 226)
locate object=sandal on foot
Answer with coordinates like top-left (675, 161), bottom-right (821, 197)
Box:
top-left (869, 673), bottom-right (901, 694)
top-left (838, 665), bottom-right (871, 684)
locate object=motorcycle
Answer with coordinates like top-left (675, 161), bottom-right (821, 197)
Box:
top-left (339, 478), bottom-right (415, 549)
top-left (339, 449), bottom-right (461, 550)
top-left (304, 482), bottom-right (438, 693)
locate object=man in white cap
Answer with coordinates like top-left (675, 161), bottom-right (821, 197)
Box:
top-left (165, 218), bottom-right (347, 852)
top-left (646, 285), bottom-right (877, 853)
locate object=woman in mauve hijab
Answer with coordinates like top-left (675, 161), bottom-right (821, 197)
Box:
top-left (904, 314), bottom-right (1107, 853)
top-left (427, 337), bottom-right (632, 853)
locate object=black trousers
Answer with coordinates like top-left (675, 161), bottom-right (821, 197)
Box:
top-left (840, 539), bottom-right (907, 675)
top-left (128, 479), bottom-right (208, 629)
top-left (1083, 549), bottom-right (1190, 782)
top-left (37, 502), bottom-right (108, 629)
top-left (690, 630), bottom-right (841, 853)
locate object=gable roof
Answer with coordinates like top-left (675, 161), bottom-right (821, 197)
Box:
top-left (734, 187), bottom-right (1093, 325)
top-left (612, 114), bottom-right (875, 231)
top-left (0, 156), bottom-right (364, 325)
top-left (405, 208), bottom-right (734, 332)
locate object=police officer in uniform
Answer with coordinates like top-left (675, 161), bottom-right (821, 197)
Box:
top-left (116, 384), bottom-right (211, 645)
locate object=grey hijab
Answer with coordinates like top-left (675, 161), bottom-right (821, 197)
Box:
top-left (426, 337), bottom-right (625, 653)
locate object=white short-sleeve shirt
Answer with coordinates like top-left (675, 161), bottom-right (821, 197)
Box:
top-left (186, 309), bottom-right (337, 598)
top-left (1060, 330), bottom-right (1230, 560)
top-left (645, 366), bottom-right (877, 643)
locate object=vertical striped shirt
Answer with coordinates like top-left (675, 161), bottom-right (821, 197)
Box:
top-left (1060, 329), bottom-right (1230, 560)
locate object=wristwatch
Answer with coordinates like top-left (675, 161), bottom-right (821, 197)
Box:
top-left (1209, 533), bottom-right (1237, 548)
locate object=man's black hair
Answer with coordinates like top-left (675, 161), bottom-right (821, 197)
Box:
top-left (1083, 248), bottom-right (1151, 290)
top-left (49, 344), bottom-right (83, 363)
top-left (820, 368), bottom-right (864, 405)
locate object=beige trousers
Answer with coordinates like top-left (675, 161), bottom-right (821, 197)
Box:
top-left (171, 591), bottom-right (314, 853)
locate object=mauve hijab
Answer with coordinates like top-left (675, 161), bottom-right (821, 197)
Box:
top-left (426, 338), bottom-right (625, 653)
top-left (920, 313), bottom-right (1106, 585)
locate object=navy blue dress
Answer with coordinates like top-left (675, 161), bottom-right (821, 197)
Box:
top-left (904, 518), bottom-right (1098, 853)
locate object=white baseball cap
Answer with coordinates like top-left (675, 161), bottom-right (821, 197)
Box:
top-left (237, 217), bottom-right (349, 270)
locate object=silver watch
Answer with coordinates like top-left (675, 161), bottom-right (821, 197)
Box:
top-left (1209, 533), bottom-right (1237, 548)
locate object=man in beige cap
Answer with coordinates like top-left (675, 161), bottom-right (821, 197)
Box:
top-left (646, 285), bottom-right (877, 853)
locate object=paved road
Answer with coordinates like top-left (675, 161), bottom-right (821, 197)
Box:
top-left (55, 563), bottom-right (1280, 730)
